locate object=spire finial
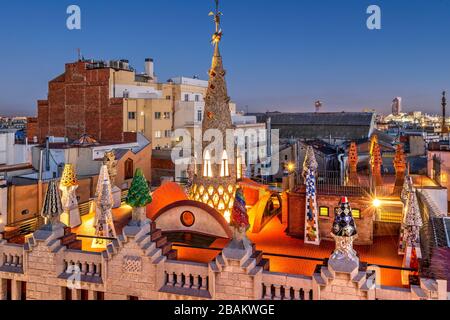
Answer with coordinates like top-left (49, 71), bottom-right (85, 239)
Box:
top-left (442, 91), bottom-right (448, 135)
top-left (209, 0), bottom-right (223, 46)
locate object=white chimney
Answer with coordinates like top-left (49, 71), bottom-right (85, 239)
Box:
top-left (145, 58), bottom-right (154, 79)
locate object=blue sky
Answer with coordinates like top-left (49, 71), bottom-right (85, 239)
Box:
top-left (0, 0), bottom-right (449, 116)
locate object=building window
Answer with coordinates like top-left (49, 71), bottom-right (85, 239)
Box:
top-left (197, 110), bottom-right (203, 122)
top-left (237, 156), bottom-right (242, 180)
top-left (193, 153), bottom-right (198, 175)
top-left (352, 209), bottom-right (361, 219)
top-left (128, 296), bottom-right (139, 301)
top-left (195, 95), bottom-right (200, 102)
top-left (319, 207), bottom-right (329, 217)
top-left (180, 211), bottom-right (195, 227)
top-left (125, 158), bottom-right (134, 180)
top-left (164, 130), bottom-right (172, 138)
top-left (184, 94), bottom-right (190, 102)
top-left (155, 131), bottom-right (162, 139)
top-left (220, 151), bottom-right (230, 177)
top-left (285, 155), bottom-right (289, 161)
top-left (123, 90), bottom-right (130, 98)
top-left (166, 95), bottom-right (171, 100)
top-left (163, 112), bottom-right (171, 120)
top-left (155, 112), bottom-right (162, 120)
top-left (128, 112), bottom-right (136, 120)
top-left (21, 209), bottom-right (30, 216)
top-left (203, 150), bottom-right (213, 178)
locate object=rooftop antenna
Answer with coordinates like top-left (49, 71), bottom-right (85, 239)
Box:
top-left (442, 91), bottom-right (448, 135)
top-left (77, 48), bottom-right (82, 62)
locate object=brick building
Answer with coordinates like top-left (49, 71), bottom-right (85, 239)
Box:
top-left (37, 61), bottom-right (127, 144)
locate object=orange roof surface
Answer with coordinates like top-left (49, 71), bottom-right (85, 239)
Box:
top-left (175, 217), bottom-right (405, 287)
top-left (239, 178), bottom-right (269, 191)
top-left (147, 182), bottom-right (188, 219)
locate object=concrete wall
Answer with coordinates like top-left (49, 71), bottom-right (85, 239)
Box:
top-left (0, 133), bottom-right (30, 166)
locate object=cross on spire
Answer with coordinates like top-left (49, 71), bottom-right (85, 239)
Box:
top-left (209, 0), bottom-right (223, 46)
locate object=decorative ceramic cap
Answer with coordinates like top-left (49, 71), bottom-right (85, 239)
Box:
top-left (41, 179), bottom-right (63, 224)
top-left (60, 164), bottom-right (78, 188)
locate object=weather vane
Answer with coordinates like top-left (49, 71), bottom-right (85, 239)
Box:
top-left (209, 0), bottom-right (223, 45)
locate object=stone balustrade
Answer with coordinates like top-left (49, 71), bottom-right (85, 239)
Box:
top-left (0, 225), bottom-right (446, 300)
top-left (161, 260), bottom-right (211, 299)
top-left (61, 250), bottom-right (103, 284)
top-left (0, 244), bottom-right (24, 273)
top-left (262, 271), bottom-right (314, 300)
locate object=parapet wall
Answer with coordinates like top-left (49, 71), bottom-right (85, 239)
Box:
top-left (0, 224), bottom-right (446, 301)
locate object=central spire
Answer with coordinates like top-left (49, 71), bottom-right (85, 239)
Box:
top-left (203, 0), bottom-right (233, 150)
top-left (210, 0), bottom-right (223, 52)
top-left (191, 0), bottom-right (241, 222)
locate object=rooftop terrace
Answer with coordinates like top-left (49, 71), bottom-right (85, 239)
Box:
top-left (72, 206), bottom-right (405, 288)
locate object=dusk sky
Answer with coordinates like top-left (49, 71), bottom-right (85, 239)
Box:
top-left (0, 0), bottom-right (450, 116)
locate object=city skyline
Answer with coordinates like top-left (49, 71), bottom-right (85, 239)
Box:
top-left (1, 0), bottom-right (450, 116)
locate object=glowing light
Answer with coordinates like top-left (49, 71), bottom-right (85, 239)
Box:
top-left (373, 199), bottom-right (382, 208)
top-left (91, 238), bottom-right (107, 249)
top-left (224, 210), bottom-right (231, 223)
top-left (287, 162), bottom-right (295, 173)
top-left (220, 151), bottom-right (230, 177)
top-left (203, 151), bottom-right (213, 178)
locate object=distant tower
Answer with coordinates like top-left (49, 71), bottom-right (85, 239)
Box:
top-left (191, 0), bottom-right (242, 222)
top-left (315, 100), bottom-right (323, 113)
top-left (442, 91), bottom-right (448, 135)
top-left (392, 97), bottom-right (402, 116)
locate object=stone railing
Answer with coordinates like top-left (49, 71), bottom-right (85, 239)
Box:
top-left (161, 260), bottom-right (211, 299)
top-left (262, 271), bottom-right (314, 300)
top-left (60, 250), bottom-right (103, 284)
top-left (0, 243), bottom-right (24, 273)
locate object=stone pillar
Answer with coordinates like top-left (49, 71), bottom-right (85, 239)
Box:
top-left (72, 289), bottom-right (81, 300)
top-left (130, 207), bottom-right (150, 227)
top-left (88, 290), bottom-right (96, 300)
top-left (11, 280), bottom-right (21, 300)
top-left (0, 279), bottom-right (7, 300)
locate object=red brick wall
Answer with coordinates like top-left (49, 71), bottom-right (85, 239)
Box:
top-left (287, 190), bottom-right (375, 245)
top-left (26, 117), bottom-right (39, 142)
top-left (37, 61), bottom-right (125, 143)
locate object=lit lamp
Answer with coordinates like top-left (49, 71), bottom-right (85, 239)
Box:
top-left (286, 162), bottom-right (296, 173)
top-left (372, 199), bottom-right (381, 208)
